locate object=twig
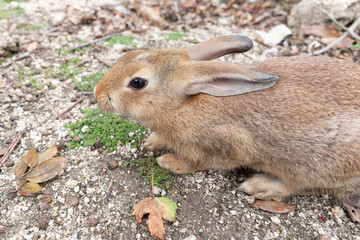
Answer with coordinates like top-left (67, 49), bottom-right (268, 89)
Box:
top-left (151, 170), bottom-right (154, 199)
top-left (93, 54), bottom-right (112, 68)
top-left (316, 7), bottom-right (360, 41)
top-left (77, 92), bottom-right (94, 95)
top-left (122, 47), bottom-right (149, 52)
top-left (70, 31), bottom-right (123, 51)
top-left (312, 32), bottom-right (348, 55)
top-left (105, 178), bottom-right (114, 202)
top-left (52, 98), bottom-right (83, 120)
top-left (0, 132), bottom-right (23, 168)
top-left (310, 12), bottom-right (360, 55)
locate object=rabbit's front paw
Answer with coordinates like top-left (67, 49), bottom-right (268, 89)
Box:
top-left (238, 174), bottom-right (292, 201)
top-left (156, 154), bottom-right (196, 174)
top-left (144, 132), bottom-right (167, 151)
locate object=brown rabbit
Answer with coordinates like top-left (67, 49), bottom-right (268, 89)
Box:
top-left (95, 35), bottom-right (360, 200)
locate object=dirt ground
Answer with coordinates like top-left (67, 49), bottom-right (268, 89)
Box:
top-left (1, 0), bottom-right (360, 239)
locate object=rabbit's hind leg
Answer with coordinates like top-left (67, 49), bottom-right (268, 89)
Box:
top-left (238, 174), bottom-right (295, 201)
top-left (156, 153), bottom-right (198, 174)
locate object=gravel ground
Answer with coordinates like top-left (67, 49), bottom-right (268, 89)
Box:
top-left (1, 1), bottom-right (360, 239)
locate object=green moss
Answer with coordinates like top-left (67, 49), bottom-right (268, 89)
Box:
top-left (74, 72), bottom-right (106, 92)
top-left (105, 35), bottom-right (135, 47)
top-left (166, 31), bottom-right (188, 41)
top-left (52, 57), bottom-right (83, 80)
top-left (126, 157), bottom-right (173, 190)
top-left (64, 108), bottom-right (146, 152)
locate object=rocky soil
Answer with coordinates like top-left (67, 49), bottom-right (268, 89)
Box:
top-left (1, 0), bottom-right (360, 239)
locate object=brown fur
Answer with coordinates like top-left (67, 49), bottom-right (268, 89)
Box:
top-left (95, 44), bottom-right (360, 200)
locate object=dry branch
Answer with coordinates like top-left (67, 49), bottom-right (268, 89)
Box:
top-left (0, 132), bottom-right (24, 167)
top-left (53, 98), bottom-right (83, 120)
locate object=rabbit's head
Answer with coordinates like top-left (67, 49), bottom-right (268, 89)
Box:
top-left (95, 35), bottom-right (278, 126)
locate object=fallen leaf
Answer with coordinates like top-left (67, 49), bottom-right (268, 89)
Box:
top-left (38, 145), bottom-right (58, 164)
top-left (20, 181), bottom-right (42, 193)
top-left (0, 149), bottom-right (5, 156)
top-left (17, 178), bottom-right (27, 189)
top-left (343, 201), bottom-right (360, 224)
top-left (182, 0), bottom-right (197, 8)
top-left (155, 197), bottom-right (178, 222)
top-left (132, 197), bottom-right (165, 240)
top-left (254, 200), bottom-right (294, 213)
top-left (18, 190), bottom-right (33, 197)
top-left (304, 24), bottom-right (341, 39)
top-left (14, 155), bottom-right (29, 177)
top-left (24, 149), bottom-right (38, 168)
top-left (25, 157), bottom-right (68, 183)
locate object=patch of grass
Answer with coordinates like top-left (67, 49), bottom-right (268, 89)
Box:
top-left (51, 57), bottom-right (83, 80)
top-left (126, 157), bottom-right (173, 190)
top-left (18, 24), bottom-right (43, 31)
top-left (15, 69), bottom-right (44, 90)
top-left (73, 72), bottom-right (106, 92)
top-left (64, 108), bottom-right (147, 152)
top-left (0, 0), bottom-right (25, 19)
top-left (105, 35), bottom-right (135, 47)
top-left (353, 43), bottom-right (360, 48)
top-left (166, 30), bottom-right (188, 41)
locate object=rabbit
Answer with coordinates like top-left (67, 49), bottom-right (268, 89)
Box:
top-left (95, 35), bottom-right (360, 200)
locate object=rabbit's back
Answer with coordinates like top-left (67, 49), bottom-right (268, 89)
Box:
top-left (163, 56), bottom-right (360, 194)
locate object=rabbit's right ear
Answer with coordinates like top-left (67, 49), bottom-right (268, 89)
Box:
top-left (184, 61), bottom-right (278, 97)
top-left (187, 35), bottom-right (253, 61)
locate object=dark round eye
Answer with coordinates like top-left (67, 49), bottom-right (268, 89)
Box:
top-left (129, 77), bottom-right (148, 90)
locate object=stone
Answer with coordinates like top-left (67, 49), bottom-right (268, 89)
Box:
top-left (37, 215), bottom-right (49, 229)
top-left (107, 160), bottom-right (119, 170)
top-left (288, 0), bottom-right (360, 28)
top-left (68, 197), bottom-right (80, 207)
top-left (87, 216), bottom-right (99, 227)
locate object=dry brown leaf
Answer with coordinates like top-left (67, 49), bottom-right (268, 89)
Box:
top-left (255, 200), bottom-right (294, 214)
top-left (18, 190), bottom-right (33, 197)
top-left (0, 149), bottom-right (6, 156)
top-left (132, 197), bottom-right (165, 240)
top-left (304, 24), bottom-right (341, 38)
top-left (38, 145), bottom-right (58, 164)
top-left (24, 149), bottom-right (38, 168)
top-left (343, 202), bottom-right (360, 224)
top-left (20, 181), bottom-right (42, 194)
top-left (17, 178), bottom-right (27, 189)
top-left (25, 157), bottom-right (68, 183)
top-left (14, 155), bottom-right (29, 177)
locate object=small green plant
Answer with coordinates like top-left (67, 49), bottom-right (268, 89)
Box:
top-left (73, 72), bottom-right (106, 92)
top-left (51, 57), bottom-right (83, 80)
top-left (166, 31), bottom-right (188, 41)
top-left (353, 43), bottom-right (360, 48)
top-left (14, 69), bottom-right (44, 89)
top-left (65, 108), bottom-right (146, 152)
top-left (126, 157), bottom-right (173, 190)
top-left (105, 35), bottom-right (135, 47)
top-left (18, 24), bottom-right (43, 31)
top-left (0, 0), bottom-right (25, 19)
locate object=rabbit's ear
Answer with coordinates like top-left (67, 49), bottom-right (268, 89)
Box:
top-left (185, 61), bottom-right (278, 96)
top-left (187, 35), bottom-right (253, 61)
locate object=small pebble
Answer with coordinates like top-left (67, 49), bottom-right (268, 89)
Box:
top-left (128, 132), bottom-right (135, 137)
top-left (68, 197), bottom-right (80, 207)
top-left (81, 126), bottom-right (89, 133)
top-left (315, 234), bottom-right (330, 240)
top-left (55, 140), bottom-right (65, 150)
top-left (41, 130), bottom-right (50, 136)
top-left (37, 215), bottom-right (49, 229)
top-left (89, 98), bottom-right (97, 104)
top-left (87, 216), bottom-right (99, 227)
top-left (73, 137), bottom-right (81, 143)
top-left (65, 180), bottom-right (78, 189)
top-left (4, 159), bottom-right (15, 167)
top-left (6, 192), bottom-right (17, 200)
top-left (10, 114), bottom-right (19, 121)
top-left (270, 216), bottom-right (281, 225)
top-left (107, 160), bottom-right (119, 170)
top-left (39, 201), bottom-right (50, 211)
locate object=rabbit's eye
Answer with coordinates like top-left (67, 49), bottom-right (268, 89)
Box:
top-left (129, 77), bottom-right (148, 90)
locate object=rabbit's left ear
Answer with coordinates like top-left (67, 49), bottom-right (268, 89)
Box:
top-left (185, 61), bottom-right (278, 96)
